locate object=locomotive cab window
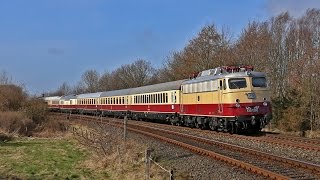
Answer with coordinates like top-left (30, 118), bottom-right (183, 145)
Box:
top-left (228, 78), bottom-right (247, 89)
top-left (252, 77), bottom-right (267, 87)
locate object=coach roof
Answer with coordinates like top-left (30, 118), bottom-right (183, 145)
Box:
top-left (100, 89), bottom-right (131, 97)
top-left (129, 79), bottom-right (185, 94)
top-left (99, 79), bottom-right (185, 97)
top-left (60, 95), bottom-right (77, 100)
top-left (77, 92), bottom-right (103, 99)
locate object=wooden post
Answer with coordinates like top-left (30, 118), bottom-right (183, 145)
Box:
top-left (124, 116), bottom-right (128, 141)
top-left (170, 170), bottom-right (174, 180)
top-left (145, 148), bottom-right (151, 180)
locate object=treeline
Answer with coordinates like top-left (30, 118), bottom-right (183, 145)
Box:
top-left (50, 9), bottom-right (320, 132)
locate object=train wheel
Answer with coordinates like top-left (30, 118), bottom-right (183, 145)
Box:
top-left (230, 122), bottom-right (235, 134)
top-left (195, 121), bottom-right (200, 129)
top-left (209, 120), bottom-right (217, 131)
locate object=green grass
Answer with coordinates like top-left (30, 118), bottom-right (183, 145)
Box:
top-left (0, 138), bottom-right (110, 179)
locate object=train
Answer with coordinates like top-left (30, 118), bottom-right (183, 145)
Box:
top-left (45, 65), bottom-right (272, 134)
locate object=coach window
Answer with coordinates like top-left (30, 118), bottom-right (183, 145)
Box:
top-left (165, 93), bottom-right (168, 103)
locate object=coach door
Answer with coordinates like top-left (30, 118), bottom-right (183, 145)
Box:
top-left (218, 79), bottom-right (224, 113)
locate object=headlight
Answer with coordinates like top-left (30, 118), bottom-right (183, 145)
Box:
top-left (236, 99), bottom-right (240, 108)
top-left (263, 98), bottom-right (268, 106)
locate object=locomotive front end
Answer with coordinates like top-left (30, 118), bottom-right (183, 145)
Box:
top-left (223, 69), bottom-right (272, 132)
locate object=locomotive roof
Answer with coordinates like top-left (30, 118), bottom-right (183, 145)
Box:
top-left (182, 71), bottom-right (266, 85)
top-left (77, 92), bottom-right (103, 99)
top-left (99, 79), bottom-right (186, 97)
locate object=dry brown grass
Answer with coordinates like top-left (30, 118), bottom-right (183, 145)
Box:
top-left (33, 116), bottom-right (69, 137)
top-left (0, 111), bottom-right (69, 138)
top-left (0, 111), bottom-right (34, 137)
top-left (79, 139), bottom-right (172, 180)
top-left (305, 130), bottom-right (320, 139)
top-left (72, 123), bottom-right (173, 180)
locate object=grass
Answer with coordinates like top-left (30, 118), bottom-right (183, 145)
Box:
top-left (0, 138), bottom-right (110, 179)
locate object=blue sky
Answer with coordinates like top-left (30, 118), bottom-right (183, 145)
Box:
top-left (0, 0), bottom-right (319, 94)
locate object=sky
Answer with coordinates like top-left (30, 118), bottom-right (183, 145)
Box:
top-left (0, 0), bottom-right (319, 95)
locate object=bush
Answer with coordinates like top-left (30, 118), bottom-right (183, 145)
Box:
top-left (0, 111), bottom-right (34, 136)
top-left (0, 84), bottom-right (26, 111)
top-left (24, 98), bottom-right (48, 125)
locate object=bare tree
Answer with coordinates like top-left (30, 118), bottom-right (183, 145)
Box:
top-left (72, 81), bottom-right (87, 95)
top-left (162, 24), bottom-right (232, 80)
top-left (0, 70), bottom-right (12, 85)
top-left (81, 69), bottom-right (100, 93)
top-left (109, 59), bottom-right (156, 89)
top-left (98, 71), bottom-right (112, 91)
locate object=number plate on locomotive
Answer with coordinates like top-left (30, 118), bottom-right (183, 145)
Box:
top-left (246, 106), bottom-right (259, 112)
top-left (246, 92), bottom-right (256, 99)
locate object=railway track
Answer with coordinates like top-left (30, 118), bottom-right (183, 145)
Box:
top-left (58, 113), bottom-right (320, 179)
top-left (123, 117), bottom-right (320, 152)
top-left (103, 115), bottom-right (320, 152)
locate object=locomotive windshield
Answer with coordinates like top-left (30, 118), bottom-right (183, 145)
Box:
top-left (228, 78), bottom-right (247, 89)
top-left (252, 77), bottom-right (267, 87)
